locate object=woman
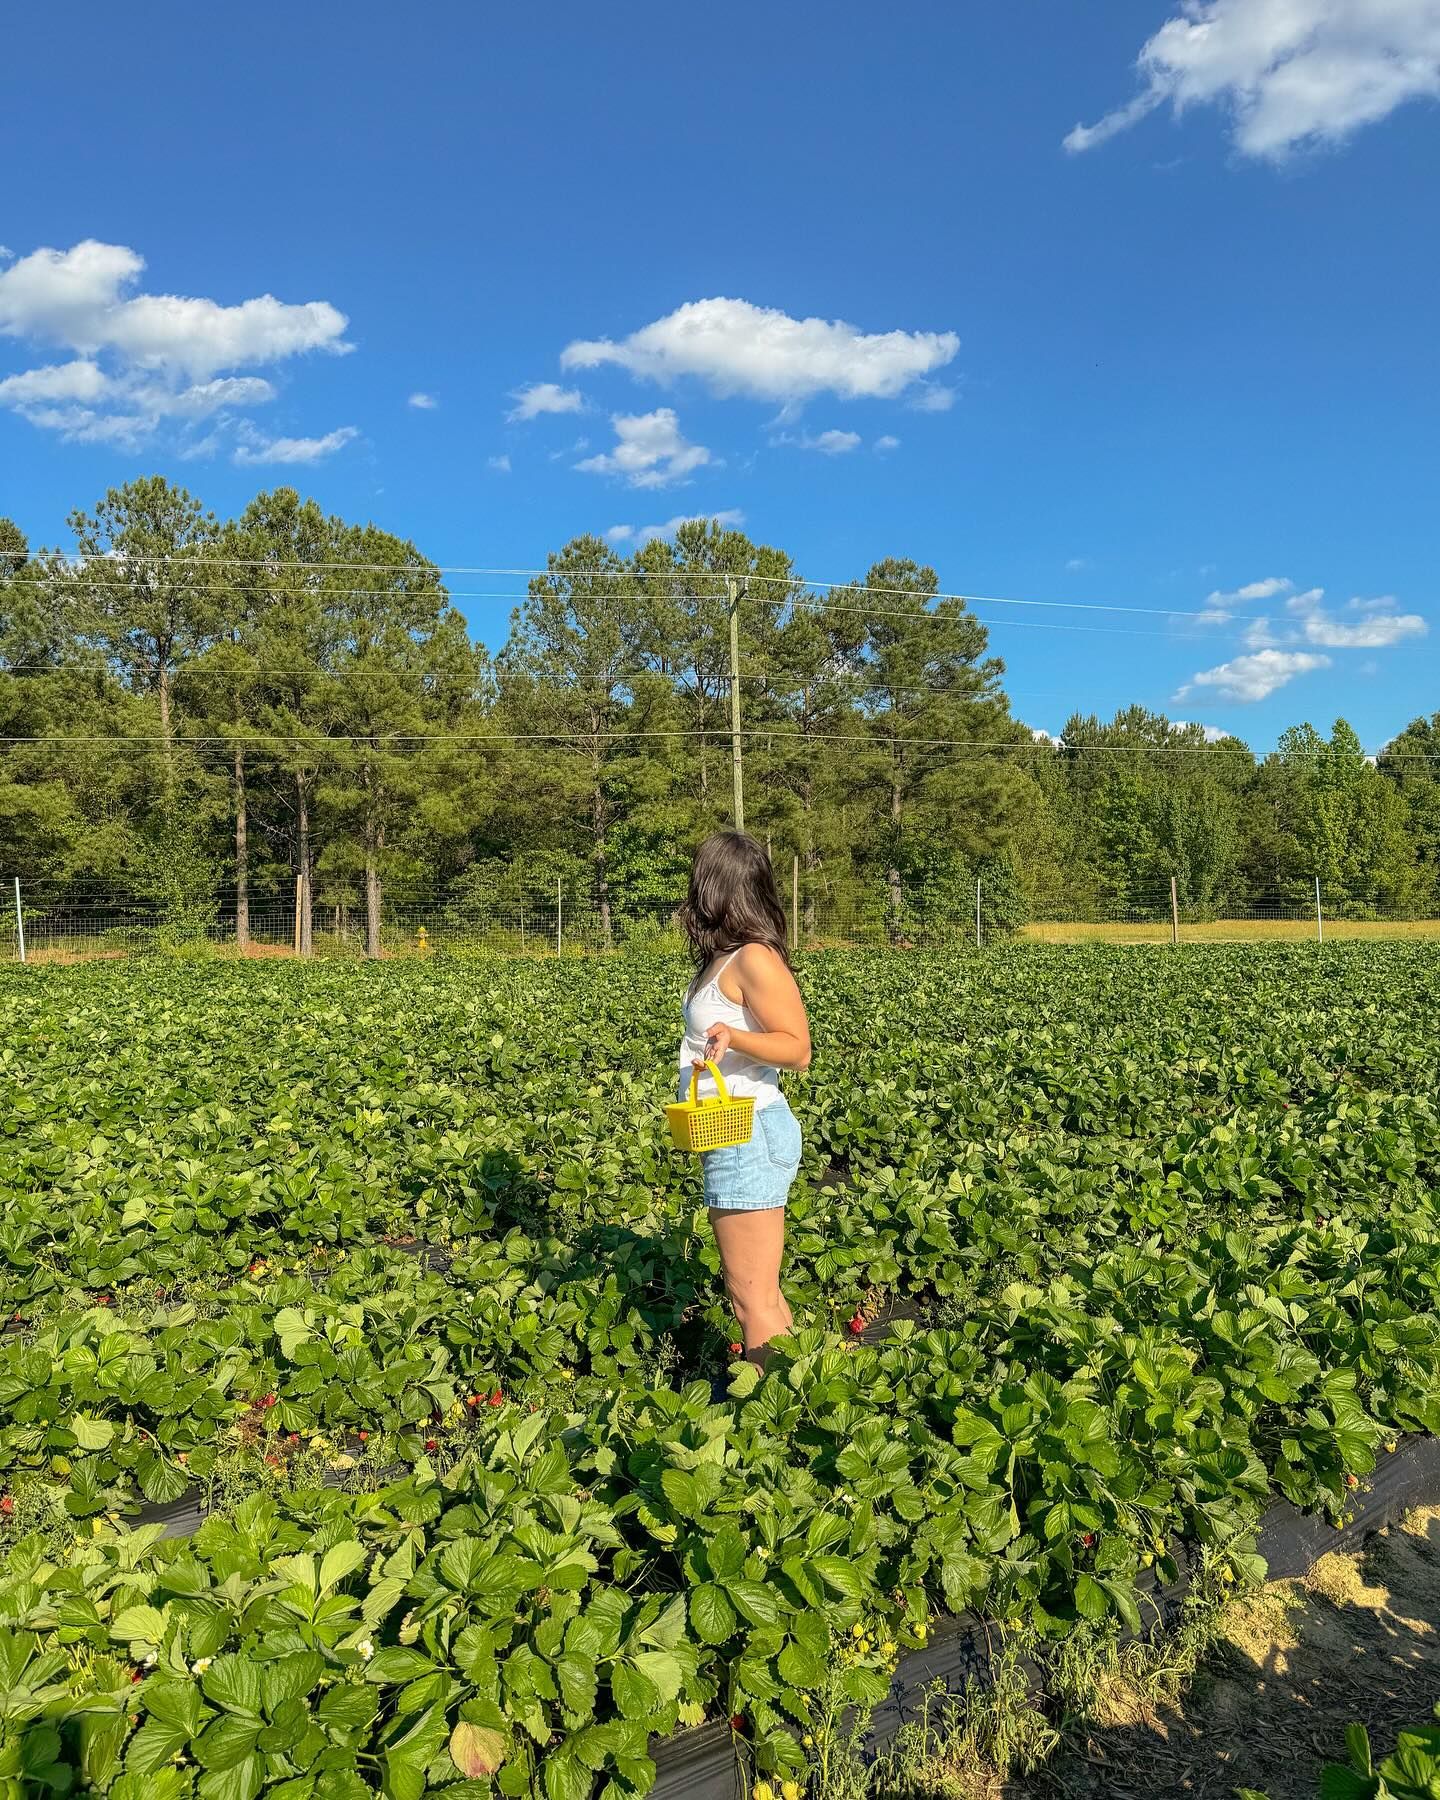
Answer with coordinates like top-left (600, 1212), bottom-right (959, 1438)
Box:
top-left (678, 831), bottom-right (811, 1363)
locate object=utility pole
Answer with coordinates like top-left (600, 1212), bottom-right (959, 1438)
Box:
top-left (726, 576), bottom-right (745, 832)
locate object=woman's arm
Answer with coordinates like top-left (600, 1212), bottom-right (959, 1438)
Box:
top-left (699, 943), bottom-right (812, 1072)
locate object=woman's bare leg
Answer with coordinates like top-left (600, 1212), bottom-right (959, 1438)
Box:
top-left (709, 1207), bottom-right (792, 1363)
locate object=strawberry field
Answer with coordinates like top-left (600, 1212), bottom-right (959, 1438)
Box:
top-left (2, 944), bottom-right (1440, 1799)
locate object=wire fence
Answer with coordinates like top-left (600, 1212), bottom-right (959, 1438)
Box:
top-left (5, 874), bottom-right (1440, 963)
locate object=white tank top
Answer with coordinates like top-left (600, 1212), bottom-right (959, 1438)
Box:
top-left (678, 947), bottom-right (782, 1112)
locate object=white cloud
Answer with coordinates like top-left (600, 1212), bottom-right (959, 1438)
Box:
top-left (1065, 556), bottom-right (1090, 573)
top-left (507, 381), bottom-right (584, 422)
top-left (561, 297), bottom-right (958, 404)
top-left (1299, 604), bottom-right (1427, 648)
top-left (1066, 0), bottom-right (1440, 161)
top-left (233, 425), bottom-right (358, 467)
top-left (1204, 574), bottom-right (1293, 606)
top-left (606, 508), bottom-right (746, 546)
top-left (0, 240), bottom-right (349, 374)
top-left (1174, 720), bottom-right (1235, 742)
top-left (1031, 727), bottom-right (1065, 746)
top-left (1235, 583), bottom-right (1432, 648)
top-left (0, 239), bottom-right (347, 450)
top-left (874, 434), bottom-right (901, 453)
top-left (0, 359), bottom-right (109, 405)
top-left (1244, 615), bottom-right (1281, 648)
top-left (1174, 648), bottom-right (1330, 702)
top-left (776, 427), bottom-right (861, 455)
top-left (907, 382), bottom-right (957, 413)
top-left (575, 409), bottom-right (711, 488)
top-left (487, 454), bottom-right (511, 473)
top-left (409, 391), bottom-right (438, 410)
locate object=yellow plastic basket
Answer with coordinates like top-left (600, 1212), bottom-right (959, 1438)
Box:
top-left (665, 1059), bottom-right (755, 1152)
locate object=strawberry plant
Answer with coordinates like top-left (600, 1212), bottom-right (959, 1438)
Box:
top-left (3, 944), bottom-right (1440, 1792)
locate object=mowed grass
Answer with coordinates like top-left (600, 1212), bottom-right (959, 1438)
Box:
top-left (1021, 917), bottom-right (1440, 944)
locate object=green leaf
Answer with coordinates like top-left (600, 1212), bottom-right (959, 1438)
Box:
top-left (195, 1713), bottom-right (262, 1771)
top-left (1074, 1574), bottom-right (1109, 1623)
top-left (542, 1751), bottom-right (593, 1800)
top-left (111, 1605), bottom-right (167, 1644)
top-left (72, 1414), bottom-right (115, 1452)
top-left (317, 1542), bottom-right (368, 1595)
top-left (726, 1578), bottom-right (781, 1629)
top-left (689, 1583), bottom-right (737, 1645)
top-left (201, 1655), bottom-right (263, 1718)
top-left (196, 1755), bottom-right (266, 1800)
top-left (610, 1661), bottom-right (660, 1720)
top-left (364, 1647), bottom-right (437, 1684)
top-left (125, 1718), bottom-right (189, 1777)
top-left (777, 1639), bottom-right (825, 1688)
top-left (630, 1650), bottom-right (683, 1707)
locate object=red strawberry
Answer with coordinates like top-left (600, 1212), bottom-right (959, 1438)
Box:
top-left (0, 1495), bottom-right (14, 1516)
top-left (488, 1390), bottom-right (504, 1407)
top-left (265, 1454), bottom-right (280, 1468)
top-left (465, 1394), bottom-right (480, 1408)
top-left (1081, 1532), bottom-right (1096, 1548)
top-left (263, 1394), bottom-right (277, 1408)
top-left (729, 1713), bottom-right (746, 1733)
top-left (848, 1314), bottom-right (865, 1335)
top-left (425, 1438), bottom-right (438, 1451)
top-left (130, 1669), bottom-right (142, 1683)
top-left (728, 1342), bottom-right (743, 1355)
top-left (287, 1433), bottom-right (300, 1447)
top-left (1345, 1473), bottom-right (1358, 1489)
top-left (357, 1430), bottom-right (369, 1442)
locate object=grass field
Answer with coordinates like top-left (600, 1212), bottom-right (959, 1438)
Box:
top-left (3, 943), bottom-right (1440, 1796)
top-left (1021, 917), bottom-right (1440, 943)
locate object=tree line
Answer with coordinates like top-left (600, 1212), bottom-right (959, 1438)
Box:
top-left (2, 477), bottom-right (1438, 946)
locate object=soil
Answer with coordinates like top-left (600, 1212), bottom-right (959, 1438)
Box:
top-left (1014, 1504), bottom-right (1440, 1799)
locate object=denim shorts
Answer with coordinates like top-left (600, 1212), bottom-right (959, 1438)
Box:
top-left (702, 1098), bottom-right (803, 1212)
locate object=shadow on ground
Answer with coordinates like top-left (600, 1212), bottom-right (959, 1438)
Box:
top-left (889, 1506), bottom-right (1440, 1800)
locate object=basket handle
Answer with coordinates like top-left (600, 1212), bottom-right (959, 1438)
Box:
top-left (689, 1058), bottom-right (731, 1104)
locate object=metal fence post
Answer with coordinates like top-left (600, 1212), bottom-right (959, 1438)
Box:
top-left (13, 878), bottom-right (24, 964)
top-left (1315, 876), bottom-right (1323, 944)
top-left (1170, 875), bottom-right (1180, 947)
top-left (791, 854), bottom-right (799, 952)
top-left (975, 874), bottom-right (982, 950)
top-left (556, 879), bottom-right (563, 957)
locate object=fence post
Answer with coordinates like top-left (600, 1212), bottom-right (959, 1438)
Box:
top-left (556, 879), bottom-right (563, 958)
top-left (975, 874), bottom-right (982, 950)
top-left (1170, 875), bottom-right (1179, 947)
top-left (1315, 876), bottom-right (1323, 944)
top-left (791, 855), bottom-right (799, 951)
top-left (293, 874), bottom-right (301, 957)
top-left (13, 878), bottom-right (24, 964)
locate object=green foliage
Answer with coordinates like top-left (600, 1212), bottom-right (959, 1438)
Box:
top-left (2, 946), bottom-right (1440, 1791)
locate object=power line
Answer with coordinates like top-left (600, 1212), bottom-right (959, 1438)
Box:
top-left (3, 725), bottom-right (1438, 758)
top-left (2, 552), bottom-right (1242, 620)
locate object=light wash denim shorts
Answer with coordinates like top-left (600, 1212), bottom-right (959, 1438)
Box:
top-left (702, 1098), bottom-right (803, 1212)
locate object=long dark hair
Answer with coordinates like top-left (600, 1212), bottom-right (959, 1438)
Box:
top-left (678, 831), bottom-right (791, 977)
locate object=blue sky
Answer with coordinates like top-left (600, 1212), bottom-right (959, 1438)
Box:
top-left (2, 0), bottom-right (1437, 751)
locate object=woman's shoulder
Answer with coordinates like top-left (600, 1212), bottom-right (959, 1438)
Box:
top-left (733, 941), bottom-right (791, 981)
